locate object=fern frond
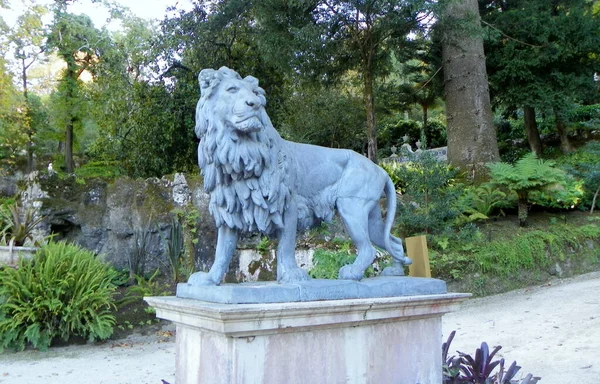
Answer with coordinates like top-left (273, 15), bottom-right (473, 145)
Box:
top-left (0, 241), bottom-right (116, 350)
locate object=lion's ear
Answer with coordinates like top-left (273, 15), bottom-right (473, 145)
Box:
top-left (243, 76), bottom-right (259, 87)
top-left (199, 69), bottom-right (218, 97)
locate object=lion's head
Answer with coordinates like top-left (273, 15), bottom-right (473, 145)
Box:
top-left (195, 67), bottom-right (289, 235)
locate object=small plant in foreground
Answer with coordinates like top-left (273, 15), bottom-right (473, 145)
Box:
top-left (0, 241), bottom-right (116, 351)
top-left (0, 203), bottom-right (45, 246)
top-left (443, 330), bottom-right (541, 384)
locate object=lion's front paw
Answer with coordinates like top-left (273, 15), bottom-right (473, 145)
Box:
top-left (187, 272), bottom-right (219, 286)
top-left (279, 268), bottom-right (310, 284)
top-left (338, 264), bottom-right (365, 281)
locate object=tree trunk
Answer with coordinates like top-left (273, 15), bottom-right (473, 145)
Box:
top-left (441, 0), bottom-right (500, 181)
top-left (518, 197), bottom-right (528, 227)
top-left (65, 118), bottom-right (75, 173)
top-left (554, 109), bottom-right (574, 154)
top-left (523, 106), bottom-right (542, 156)
top-left (22, 57), bottom-right (34, 173)
top-left (591, 184), bottom-right (600, 214)
top-left (364, 69), bottom-right (377, 163)
top-left (422, 103), bottom-right (429, 147)
top-left (65, 67), bottom-right (76, 173)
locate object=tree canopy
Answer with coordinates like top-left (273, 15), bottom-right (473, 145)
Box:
top-left (0, 0), bottom-right (598, 178)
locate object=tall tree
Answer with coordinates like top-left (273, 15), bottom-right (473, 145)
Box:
top-left (0, 56), bottom-right (28, 172)
top-left (9, 2), bottom-right (48, 172)
top-left (439, 0), bottom-right (499, 179)
top-left (47, 11), bottom-right (105, 172)
top-left (481, 0), bottom-right (600, 154)
top-left (257, 0), bottom-right (431, 162)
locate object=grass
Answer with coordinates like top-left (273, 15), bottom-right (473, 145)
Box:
top-left (431, 210), bottom-right (600, 296)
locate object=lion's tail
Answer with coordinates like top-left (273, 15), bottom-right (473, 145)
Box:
top-left (383, 176), bottom-right (397, 255)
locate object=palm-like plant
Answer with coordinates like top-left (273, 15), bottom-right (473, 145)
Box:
top-left (487, 152), bottom-right (567, 226)
top-left (0, 203), bottom-right (45, 246)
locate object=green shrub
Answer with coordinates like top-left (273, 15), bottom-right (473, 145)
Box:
top-left (528, 177), bottom-right (584, 210)
top-left (567, 103), bottom-right (600, 131)
top-left (0, 242), bottom-right (116, 351)
top-left (309, 247), bottom-right (357, 279)
top-left (457, 183), bottom-right (510, 223)
top-left (558, 141), bottom-right (600, 212)
top-left (74, 161), bottom-right (123, 179)
top-left (385, 152), bottom-right (462, 236)
top-left (308, 240), bottom-right (389, 279)
top-left (488, 152), bottom-right (569, 226)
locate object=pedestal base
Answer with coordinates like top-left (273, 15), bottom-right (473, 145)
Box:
top-left (145, 293), bottom-right (470, 384)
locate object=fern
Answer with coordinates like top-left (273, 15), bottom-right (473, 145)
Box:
top-left (488, 153), bottom-right (567, 226)
top-left (0, 242), bottom-right (116, 351)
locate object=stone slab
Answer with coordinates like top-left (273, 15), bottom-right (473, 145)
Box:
top-left (176, 276), bottom-right (447, 304)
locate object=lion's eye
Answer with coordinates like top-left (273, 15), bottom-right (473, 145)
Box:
top-left (226, 86), bottom-right (239, 93)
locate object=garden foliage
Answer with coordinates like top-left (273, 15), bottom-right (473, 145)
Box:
top-left (384, 152), bottom-right (461, 237)
top-left (0, 242), bottom-right (116, 351)
top-left (0, 203), bottom-right (45, 246)
top-left (487, 153), bottom-right (570, 226)
top-left (559, 141), bottom-right (600, 213)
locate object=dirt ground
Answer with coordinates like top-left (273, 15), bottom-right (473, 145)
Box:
top-left (1, 271), bottom-right (599, 384)
top-left (443, 271), bottom-right (600, 384)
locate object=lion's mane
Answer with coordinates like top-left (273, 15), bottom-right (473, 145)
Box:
top-left (195, 67), bottom-right (290, 235)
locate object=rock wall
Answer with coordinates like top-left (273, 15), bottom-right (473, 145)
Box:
top-left (23, 172), bottom-right (218, 276)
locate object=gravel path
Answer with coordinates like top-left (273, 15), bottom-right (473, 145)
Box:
top-left (2, 271), bottom-right (599, 384)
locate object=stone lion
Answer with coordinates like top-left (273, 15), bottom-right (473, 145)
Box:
top-left (188, 66), bottom-right (411, 286)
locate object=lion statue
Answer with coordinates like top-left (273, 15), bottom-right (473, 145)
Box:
top-left (188, 66), bottom-right (411, 286)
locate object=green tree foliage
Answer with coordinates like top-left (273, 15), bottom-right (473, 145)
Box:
top-left (47, 11), bottom-right (107, 172)
top-left (384, 152), bottom-right (462, 236)
top-left (0, 242), bottom-right (116, 351)
top-left (481, 0), bottom-right (600, 154)
top-left (8, 2), bottom-right (48, 172)
top-left (0, 57), bottom-right (27, 173)
top-left (487, 152), bottom-right (568, 226)
top-left (256, 0), bottom-right (433, 162)
top-left (278, 86), bottom-right (366, 152)
top-left (86, 15), bottom-right (197, 176)
top-left (559, 141), bottom-right (600, 213)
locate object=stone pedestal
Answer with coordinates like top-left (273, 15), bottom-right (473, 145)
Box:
top-left (145, 292), bottom-right (469, 384)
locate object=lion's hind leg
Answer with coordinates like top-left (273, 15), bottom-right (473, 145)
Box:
top-left (337, 198), bottom-right (378, 281)
top-left (367, 204), bottom-right (411, 277)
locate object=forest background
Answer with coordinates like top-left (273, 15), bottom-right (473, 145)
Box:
top-left (1, 0), bottom-right (598, 180)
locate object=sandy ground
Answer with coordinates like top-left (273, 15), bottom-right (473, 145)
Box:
top-left (442, 271), bottom-right (600, 384)
top-left (0, 326), bottom-right (177, 384)
top-left (1, 271), bottom-right (599, 384)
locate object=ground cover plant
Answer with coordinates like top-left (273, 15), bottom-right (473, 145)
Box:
top-left (0, 241), bottom-right (116, 351)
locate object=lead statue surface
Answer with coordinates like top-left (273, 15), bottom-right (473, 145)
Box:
top-left (188, 67), bottom-right (412, 286)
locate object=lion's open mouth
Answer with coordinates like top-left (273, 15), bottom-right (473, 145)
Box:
top-left (235, 116), bottom-right (263, 132)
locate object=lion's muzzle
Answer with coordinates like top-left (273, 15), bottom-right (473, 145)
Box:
top-left (234, 115), bottom-right (263, 133)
